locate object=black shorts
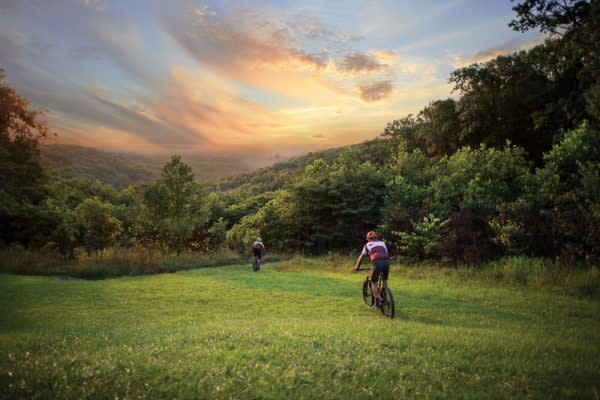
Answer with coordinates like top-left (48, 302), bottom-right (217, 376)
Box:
top-left (253, 248), bottom-right (262, 259)
top-left (371, 259), bottom-right (390, 283)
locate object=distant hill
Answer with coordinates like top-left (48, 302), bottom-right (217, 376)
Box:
top-left (40, 145), bottom-right (271, 189)
top-left (40, 138), bottom-right (396, 191)
top-left (202, 137), bottom-right (397, 194)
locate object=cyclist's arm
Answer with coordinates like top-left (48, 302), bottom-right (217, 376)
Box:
top-left (355, 253), bottom-right (365, 270)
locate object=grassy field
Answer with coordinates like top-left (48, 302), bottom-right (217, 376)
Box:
top-left (1, 259), bottom-right (599, 399)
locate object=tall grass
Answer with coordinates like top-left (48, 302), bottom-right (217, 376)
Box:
top-left (0, 245), bottom-right (290, 279)
top-left (0, 243), bottom-right (64, 274)
top-left (1, 246), bottom-right (598, 299)
top-left (275, 255), bottom-right (600, 300)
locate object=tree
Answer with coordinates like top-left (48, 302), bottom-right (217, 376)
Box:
top-left (133, 156), bottom-right (209, 253)
top-left (380, 115), bottom-right (426, 153)
top-left (416, 99), bottom-right (462, 160)
top-left (509, 0), bottom-right (596, 36)
top-left (75, 197), bottom-right (122, 254)
top-left (450, 52), bottom-right (556, 160)
top-left (0, 70), bottom-right (53, 247)
top-left (510, 0), bottom-right (600, 124)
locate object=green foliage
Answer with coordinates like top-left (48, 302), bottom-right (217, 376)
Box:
top-left (450, 53), bottom-right (558, 160)
top-left (393, 214), bottom-right (448, 260)
top-left (431, 144), bottom-right (534, 217)
top-left (225, 214), bottom-right (261, 253)
top-left (537, 122), bottom-right (600, 260)
top-left (289, 149), bottom-right (386, 252)
top-left (0, 70), bottom-right (51, 247)
top-left (133, 155), bottom-right (209, 253)
top-left (207, 217), bottom-right (228, 250)
top-left (75, 197), bottom-right (123, 253)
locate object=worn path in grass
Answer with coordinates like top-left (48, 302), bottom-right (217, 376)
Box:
top-left (1, 263), bottom-right (599, 399)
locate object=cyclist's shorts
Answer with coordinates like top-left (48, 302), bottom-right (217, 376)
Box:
top-left (371, 258), bottom-right (390, 283)
top-left (253, 248), bottom-right (262, 259)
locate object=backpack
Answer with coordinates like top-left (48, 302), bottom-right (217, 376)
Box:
top-left (253, 242), bottom-right (264, 250)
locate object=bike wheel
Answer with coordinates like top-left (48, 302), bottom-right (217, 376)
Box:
top-left (380, 287), bottom-right (395, 319)
top-left (362, 278), bottom-right (374, 307)
top-left (252, 258), bottom-right (259, 271)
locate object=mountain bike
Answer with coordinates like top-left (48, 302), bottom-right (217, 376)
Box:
top-left (355, 267), bottom-right (395, 318)
top-left (252, 256), bottom-right (260, 272)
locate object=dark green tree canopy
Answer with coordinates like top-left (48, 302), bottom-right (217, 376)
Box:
top-left (509, 0), bottom-right (596, 35)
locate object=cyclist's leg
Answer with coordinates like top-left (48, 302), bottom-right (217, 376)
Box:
top-left (371, 262), bottom-right (382, 306)
top-left (381, 259), bottom-right (390, 294)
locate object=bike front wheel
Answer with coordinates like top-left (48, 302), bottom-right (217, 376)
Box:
top-left (380, 287), bottom-right (395, 319)
top-left (362, 278), bottom-right (374, 307)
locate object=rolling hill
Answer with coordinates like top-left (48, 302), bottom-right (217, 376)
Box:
top-left (40, 144), bottom-right (277, 189)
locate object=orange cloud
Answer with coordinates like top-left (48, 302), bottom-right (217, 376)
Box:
top-left (358, 81), bottom-right (393, 102)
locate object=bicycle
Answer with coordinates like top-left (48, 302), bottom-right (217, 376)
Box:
top-left (252, 256), bottom-right (260, 272)
top-left (355, 267), bottom-right (395, 318)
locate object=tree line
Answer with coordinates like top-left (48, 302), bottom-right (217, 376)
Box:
top-left (1, 0), bottom-right (599, 265)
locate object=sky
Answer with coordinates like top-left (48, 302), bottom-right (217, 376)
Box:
top-left (0, 0), bottom-right (543, 157)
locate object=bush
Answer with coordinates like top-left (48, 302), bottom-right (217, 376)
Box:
top-left (393, 214), bottom-right (447, 260)
top-left (538, 122), bottom-right (600, 262)
top-left (438, 210), bottom-right (499, 263)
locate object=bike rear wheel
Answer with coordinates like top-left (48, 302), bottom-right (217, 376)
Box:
top-left (252, 258), bottom-right (259, 271)
top-left (379, 287), bottom-right (395, 319)
top-left (362, 278), bottom-right (374, 307)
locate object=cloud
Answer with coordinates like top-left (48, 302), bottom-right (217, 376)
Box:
top-left (159, 6), bottom-right (367, 102)
top-left (451, 35), bottom-right (547, 68)
top-left (89, 18), bottom-right (156, 83)
top-left (162, 6), bottom-right (327, 74)
top-left (358, 81), bottom-right (393, 102)
top-left (0, 0), bottom-right (468, 156)
top-left (338, 52), bottom-right (388, 74)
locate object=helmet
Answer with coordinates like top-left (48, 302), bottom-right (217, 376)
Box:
top-left (366, 231), bottom-right (377, 241)
top-left (256, 237), bottom-right (262, 242)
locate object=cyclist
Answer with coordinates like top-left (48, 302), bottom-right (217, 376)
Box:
top-left (354, 231), bottom-right (390, 309)
top-left (252, 237), bottom-right (265, 270)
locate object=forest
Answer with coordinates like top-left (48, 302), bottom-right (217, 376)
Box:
top-left (1, 0), bottom-right (599, 273)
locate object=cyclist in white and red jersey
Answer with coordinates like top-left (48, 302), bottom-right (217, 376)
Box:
top-left (354, 231), bottom-right (390, 309)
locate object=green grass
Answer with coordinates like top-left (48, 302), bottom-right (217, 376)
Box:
top-left (1, 260), bottom-right (599, 399)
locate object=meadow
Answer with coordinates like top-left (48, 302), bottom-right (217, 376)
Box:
top-left (1, 258), bottom-right (599, 399)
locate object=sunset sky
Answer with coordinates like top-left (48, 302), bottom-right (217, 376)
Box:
top-left (0, 0), bottom-right (542, 157)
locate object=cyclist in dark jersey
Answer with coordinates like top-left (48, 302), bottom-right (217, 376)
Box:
top-left (252, 237), bottom-right (265, 269)
top-left (354, 231), bottom-right (390, 309)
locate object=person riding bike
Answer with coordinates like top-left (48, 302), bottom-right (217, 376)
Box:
top-left (252, 237), bottom-right (265, 269)
top-left (354, 231), bottom-right (390, 309)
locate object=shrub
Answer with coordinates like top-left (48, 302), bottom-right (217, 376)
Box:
top-left (538, 122), bottom-right (600, 262)
top-left (438, 210), bottom-right (499, 263)
top-left (393, 214), bottom-right (447, 260)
